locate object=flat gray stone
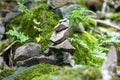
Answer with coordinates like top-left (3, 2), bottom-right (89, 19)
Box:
top-left (14, 42), bottom-right (41, 61)
top-left (17, 55), bottom-right (56, 67)
top-left (55, 18), bottom-right (69, 32)
top-left (101, 46), bottom-right (117, 73)
top-left (50, 40), bottom-right (75, 55)
top-left (50, 28), bottom-right (71, 44)
top-left (4, 11), bottom-right (21, 23)
top-left (47, 0), bottom-right (76, 9)
top-left (0, 24), bottom-right (5, 40)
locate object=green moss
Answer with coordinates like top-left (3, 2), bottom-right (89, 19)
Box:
top-left (116, 44), bottom-right (120, 65)
top-left (15, 64), bottom-right (60, 80)
top-left (15, 64), bottom-right (103, 80)
top-left (6, 3), bottom-right (61, 51)
top-left (32, 75), bottom-right (53, 80)
top-left (69, 32), bottom-right (103, 66)
top-left (0, 38), bottom-right (14, 52)
top-left (55, 66), bottom-right (102, 80)
top-left (0, 68), bottom-right (16, 80)
top-left (107, 12), bottom-right (120, 20)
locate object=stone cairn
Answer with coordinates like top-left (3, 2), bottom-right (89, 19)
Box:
top-left (44, 18), bottom-right (75, 66)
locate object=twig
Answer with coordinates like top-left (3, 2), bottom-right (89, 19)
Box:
top-left (0, 41), bottom-right (17, 56)
top-left (96, 19), bottom-right (120, 30)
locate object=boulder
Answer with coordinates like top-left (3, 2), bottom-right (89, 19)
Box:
top-left (50, 28), bottom-right (71, 44)
top-left (47, 0), bottom-right (76, 9)
top-left (50, 40), bottom-right (75, 55)
top-left (17, 55), bottom-right (56, 67)
top-left (14, 42), bottom-right (41, 61)
top-left (55, 18), bottom-right (70, 32)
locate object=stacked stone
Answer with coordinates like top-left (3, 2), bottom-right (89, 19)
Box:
top-left (14, 42), bottom-right (56, 67)
top-left (45, 18), bottom-right (75, 66)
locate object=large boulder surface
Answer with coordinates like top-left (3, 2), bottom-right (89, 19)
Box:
top-left (14, 42), bottom-right (41, 61)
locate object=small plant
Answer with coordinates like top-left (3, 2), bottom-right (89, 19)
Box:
top-left (6, 27), bottom-right (29, 43)
top-left (17, 0), bottom-right (34, 20)
top-left (65, 7), bottom-right (97, 28)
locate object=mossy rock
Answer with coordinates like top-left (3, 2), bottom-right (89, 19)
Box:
top-left (14, 64), bottom-right (60, 80)
top-left (0, 68), bottom-right (16, 80)
top-left (6, 3), bottom-right (61, 51)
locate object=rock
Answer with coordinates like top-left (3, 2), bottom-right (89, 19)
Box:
top-left (17, 55), bottom-right (56, 67)
top-left (50, 40), bottom-right (75, 55)
top-left (14, 42), bottom-right (41, 61)
top-left (101, 46), bottom-right (117, 80)
top-left (101, 46), bottom-right (117, 73)
top-left (44, 48), bottom-right (55, 56)
top-left (72, 22), bottom-right (85, 33)
top-left (47, 0), bottom-right (76, 9)
top-left (24, 0), bottom-right (40, 9)
top-left (0, 24), bottom-right (5, 40)
top-left (50, 27), bottom-right (71, 44)
top-left (0, 56), bottom-right (8, 68)
top-left (55, 18), bottom-right (69, 32)
top-left (4, 11), bottom-right (21, 23)
top-left (55, 4), bottom-right (81, 18)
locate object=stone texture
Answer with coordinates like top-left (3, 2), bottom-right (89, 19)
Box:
top-left (55, 4), bottom-right (80, 18)
top-left (101, 46), bottom-right (117, 80)
top-left (4, 11), bottom-right (21, 23)
top-left (50, 28), bottom-right (71, 44)
top-left (50, 40), bottom-right (75, 55)
top-left (47, 0), bottom-right (76, 9)
top-left (0, 56), bottom-right (8, 68)
top-left (14, 42), bottom-right (41, 61)
top-left (0, 24), bottom-right (5, 40)
top-left (101, 46), bottom-right (117, 73)
top-left (44, 48), bottom-right (55, 56)
top-left (17, 55), bottom-right (56, 67)
top-left (55, 18), bottom-right (69, 32)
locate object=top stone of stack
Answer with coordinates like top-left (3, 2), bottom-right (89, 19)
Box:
top-left (47, 0), bottom-right (76, 9)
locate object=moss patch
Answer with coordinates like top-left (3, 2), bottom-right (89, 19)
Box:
top-left (14, 64), bottom-right (60, 80)
top-left (69, 32), bottom-right (104, 66)
top-left (6, 2), bottom-right (61, 51)
top-left (0, 68), bottom-right (16, 80)
top-left (15, 64), bottom-right (102, 80)
top-left (55, 66), bottom-right (102, 80)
